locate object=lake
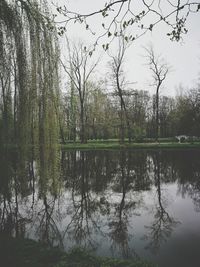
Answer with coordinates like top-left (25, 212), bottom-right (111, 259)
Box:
top-left (0, 149), bottom-right (200, 267)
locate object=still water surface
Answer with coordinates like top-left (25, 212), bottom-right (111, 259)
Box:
top-left (1, 149), bottom-right (200, 267)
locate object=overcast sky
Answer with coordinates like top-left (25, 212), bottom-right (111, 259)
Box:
top-left (50, 0), bottom-right (200, 96)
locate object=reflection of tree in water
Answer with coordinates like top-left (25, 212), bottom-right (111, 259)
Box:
top-left (1, 148), bottom-right (200, 257)
top-left (62, 150), bottom-right (152, 256)
top-left (144, 152), bottom-right (179, 253)
top-left (0, 145), bottom-right (63, 247)
top-left (0, 147), bottom-right (34, 238)
top-left (63, 150), bottom-right (117, 192)
top-left (158, 150), bottom-right (200, 212)
top-left (174, 150), bottom-right (200, 212)
top-left (178, 177), bottom-right (200, 212)
top-left (108, 151), bottom-right (140, 259)
top-left (62, 151), bottom-right (110, 250)
top-left (34, 195), bottom-right (64, 248)
top-left (187, 179), bottom-right (200, 212)
top-left (29, 145), bottom-right (63, 247)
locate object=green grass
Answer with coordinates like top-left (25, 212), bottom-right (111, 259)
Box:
top-left (0, 236), bottom-right (63, 267)
top-left (0, 237), bottom-right (156, 267)
top-left (56, 248), bottom-right (156, 267)
top-left (3, 138), bottom-right (200, 151)
top-left (61, 141), bottom-right (200, 150)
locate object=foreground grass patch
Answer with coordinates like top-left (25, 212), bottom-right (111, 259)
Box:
top-left (0, 237), bottom-right (156, 267)
top-left (0, 237), bottom-right (62, 267)
top-left (55, 248), bottom-right (155, 267)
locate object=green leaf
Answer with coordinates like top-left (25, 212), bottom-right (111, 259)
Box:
top-left (102, 10), bottom-right (106, 17)
top-left (123, 21), bottom-right (127, 28)
top-left (149, 24), bottom-right (153, 31)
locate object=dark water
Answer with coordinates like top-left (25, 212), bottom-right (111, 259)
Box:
top-left (1, 148), bottom-right (200, 267)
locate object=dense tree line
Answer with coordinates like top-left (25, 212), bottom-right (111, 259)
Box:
top-left (60, 72), bottom-right (200, 142)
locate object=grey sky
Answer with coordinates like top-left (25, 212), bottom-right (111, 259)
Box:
top-left (51, 0), bottom-right (200, 96)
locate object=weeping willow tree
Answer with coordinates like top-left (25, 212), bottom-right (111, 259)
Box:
top-left (0, 0), bottom-right (61, 196)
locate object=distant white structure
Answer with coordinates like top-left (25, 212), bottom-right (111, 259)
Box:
top-left (175, 135), bottom-right (188, 143)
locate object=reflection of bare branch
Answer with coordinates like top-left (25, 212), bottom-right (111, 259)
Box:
top-left (108, 152), bottom-right (138, 258)
top-left (62, 152), bottom-right (108, 250)
top-left (144, 153), bottom-right (180, 253)
top-left (178, 180), bottom-right (200, 212)
top-left (36, 196), bottom-right (64, 248)
top-left (109, 218), bottom-right (131, 258)
top-left (64, 195), bottom-right (104, 249)
top-left (144, 205), bottom-right (179, 253)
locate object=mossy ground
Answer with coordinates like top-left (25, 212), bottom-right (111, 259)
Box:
top-left (0, 237), bottom-right (156, 267)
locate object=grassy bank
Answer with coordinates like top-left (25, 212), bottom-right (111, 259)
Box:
top-left (0, 237), bottom-right (156, 267)
top-left (3, 138), bottom-right (200, 150)
top-left (61, 140), bottom-right (200, 150)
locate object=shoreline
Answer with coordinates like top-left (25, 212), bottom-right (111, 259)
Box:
top-left (61, 141), bottom-right (200, 150)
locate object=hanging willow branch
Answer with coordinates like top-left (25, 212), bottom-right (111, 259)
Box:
top-left (0, 0), bottom-right (61, 194)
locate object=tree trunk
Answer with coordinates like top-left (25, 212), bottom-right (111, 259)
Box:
top-left (80, 101), bottom-right (86, 143)
top-left (155, 86), bottom-right (160, 142)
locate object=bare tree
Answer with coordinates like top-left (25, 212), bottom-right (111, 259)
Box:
top-left (109, 36), bottom-right (132, 143)
top-left (61, 41), bottom-right (99, 143)
top-left (145, 46), bottom-right (170, 141)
